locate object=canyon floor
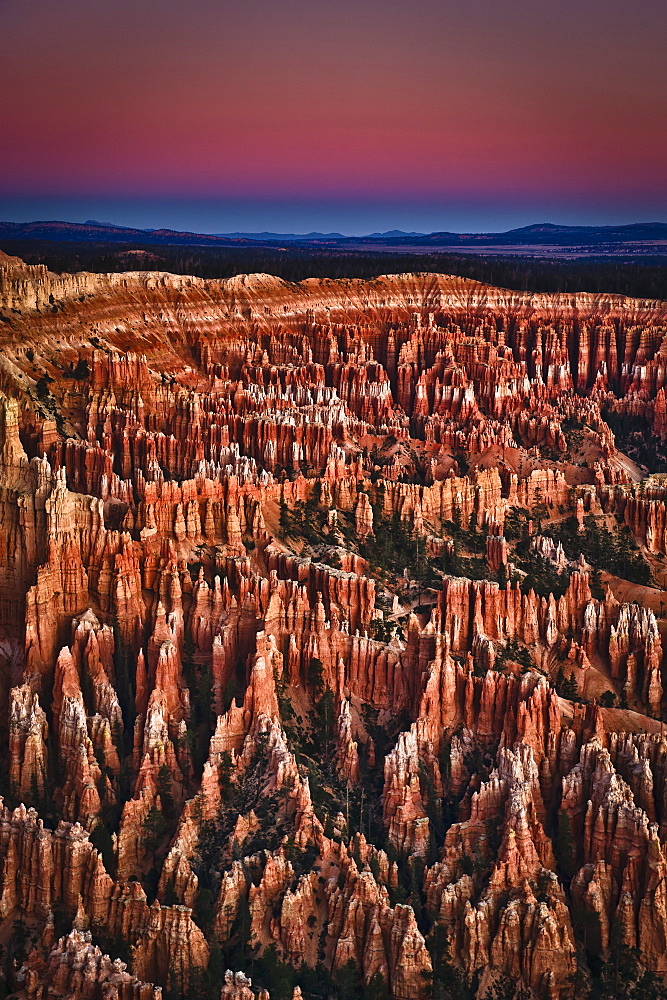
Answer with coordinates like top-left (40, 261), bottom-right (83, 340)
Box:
top-left (0, 251), bottom-right (666, 999)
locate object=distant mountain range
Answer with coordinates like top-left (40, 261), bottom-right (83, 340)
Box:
top-left (215, 231), bottom-right (347, 241)
top-left (0, 220), bottom-right (429, 244)
top-left (0, 220), bottom-right (262, 246)
top-left (0, 219), bottom-right (666, 257)
top-left (214, 230), bottom-right (425, 240)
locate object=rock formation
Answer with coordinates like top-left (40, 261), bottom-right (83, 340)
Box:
top-left (0, 250), bottom-right (665, 997)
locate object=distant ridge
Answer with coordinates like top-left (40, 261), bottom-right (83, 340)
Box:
top-left (0, 220), bottom-right (263, 246)
top-left (215, 231), bottom-right (347, 241)
top-left (0, 219), bottom-right (666, 258)
top-left (84, 219), bottom-right (133, 229)
top-left (366, 230), bottom-right (424, 238)
top-left (216, 229), bottom-right (426, 240)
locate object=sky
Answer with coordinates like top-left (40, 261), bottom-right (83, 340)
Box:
top-left (0, 0), bottom-right (665, 234)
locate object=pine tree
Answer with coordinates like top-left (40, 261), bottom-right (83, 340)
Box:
top-left (142, 805), bottom-right (166, 867)
top-left (279, 497), bottom-right (290, 536)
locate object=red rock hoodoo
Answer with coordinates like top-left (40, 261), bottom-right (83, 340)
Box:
top-left (0, 251), bottom-right (666, 997)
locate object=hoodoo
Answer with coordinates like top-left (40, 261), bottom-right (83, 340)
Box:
top-left (0, 252), bottom-right (667, 996)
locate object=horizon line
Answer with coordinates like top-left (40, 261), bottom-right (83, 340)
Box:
top-left (2, 216), bottom-right (667, 240)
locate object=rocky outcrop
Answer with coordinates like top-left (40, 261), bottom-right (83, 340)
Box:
top-left (220, 970), bottom-right (271, 1000)
top-left (20, 928), bottom-right (163, 999)
top-left (1, 252), bottom-right (667, 999)
top-left (324, 858), bottom-right (432, 997)
top-left (9, 684), bottom-right (49, 803)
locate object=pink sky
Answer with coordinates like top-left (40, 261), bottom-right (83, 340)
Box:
top-left (1, 0), bottom-right (665, 228)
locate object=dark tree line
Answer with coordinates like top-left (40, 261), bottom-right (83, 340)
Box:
top-left (1, 238), bottom-right (666, 299)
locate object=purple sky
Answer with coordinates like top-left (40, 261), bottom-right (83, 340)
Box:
top-left (1, 0), bottom-right (665, 233)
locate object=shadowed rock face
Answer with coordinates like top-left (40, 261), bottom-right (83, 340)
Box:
top-left (1, 251), bottom-right (667, 998)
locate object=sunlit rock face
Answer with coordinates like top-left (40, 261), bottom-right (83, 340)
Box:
top-left (1, 249), bottom-right (667, 997)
